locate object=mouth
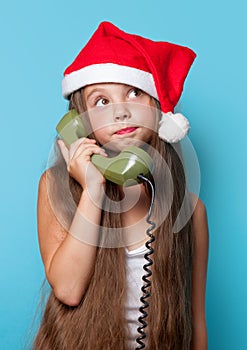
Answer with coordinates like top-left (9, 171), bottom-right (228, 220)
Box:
top-left (115, 127), bottom-right (138, 135)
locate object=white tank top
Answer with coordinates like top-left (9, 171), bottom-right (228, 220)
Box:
top-left (125, 244), bottom-right (149, 349)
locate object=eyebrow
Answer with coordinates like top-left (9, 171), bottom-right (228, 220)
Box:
top-left (85, 88), bottom-right (108, 101)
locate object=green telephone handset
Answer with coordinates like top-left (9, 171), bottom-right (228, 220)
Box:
top-left (56, 110), bottom-right (154, 186)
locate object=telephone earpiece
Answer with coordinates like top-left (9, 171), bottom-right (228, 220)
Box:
top-left (56, 110), bottom-right (154, 186)
top-left (56, 109), bottom-right (88, 147)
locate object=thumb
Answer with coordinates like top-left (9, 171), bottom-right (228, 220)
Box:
top-left (57, 139), bottom-right (69, 165)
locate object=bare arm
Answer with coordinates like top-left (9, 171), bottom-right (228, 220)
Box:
top-left (37, 172), bottom-right (104, 306)
top-left (190, 197), bottom-right (209, 350)
top-left (37, 138), bottom-right (107, 306)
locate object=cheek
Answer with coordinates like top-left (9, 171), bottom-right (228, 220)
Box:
top-left (146, 100), bottom-right (161, 131)
top-left (93, 129), bottom-right (108, 145)
top-left (88, 107), bottom-right (112, 133)
top-left (145, 118), bottom-right (158, 131)
top-left (141, 95), bottom-right (157, 109)
top-left (135, 106), bottom-right (159, 132)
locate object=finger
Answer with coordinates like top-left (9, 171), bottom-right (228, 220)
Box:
top-left (69, 137), bottom-right (96, 159)
top-left (72, 144), bottom-right (108, 160)
top-left (57, 139), bottom-right (69, 165)
top-left (71, 137), bottom-right (96, 148)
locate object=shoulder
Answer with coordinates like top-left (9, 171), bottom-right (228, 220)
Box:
top-left (37, 169), bottom-right (67, 238)
top-left (38, 168), bottom-right (57, 203)
top-left (37, 170), bottom-right (51, 210)
top-left (38, 170), bottom-right (47, 190)
top-left (190, 193), bottom-right (208, 230)
top-left (189, 193), bottom-right (209, 257)
top-left (38, 170), bottom-right (48, 202)
top-left (37, 170), bottom-right (54, 225)
top-left (38, 168), bottom-right (55, 188)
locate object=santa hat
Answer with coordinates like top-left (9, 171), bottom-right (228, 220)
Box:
top-left (62, 21), bottom-right (196, 143)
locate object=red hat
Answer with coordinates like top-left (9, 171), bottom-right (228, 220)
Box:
top-left (62, 21), bottom-right (196, 143)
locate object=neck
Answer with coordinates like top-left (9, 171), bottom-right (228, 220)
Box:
top-left (119, 183), bottom-right (151, 250)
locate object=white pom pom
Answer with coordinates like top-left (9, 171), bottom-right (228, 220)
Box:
top-left (158, 112), bottom-right (190, 143)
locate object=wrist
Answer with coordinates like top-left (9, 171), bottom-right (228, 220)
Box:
top-left (82, 184), bottom-right (106, 204)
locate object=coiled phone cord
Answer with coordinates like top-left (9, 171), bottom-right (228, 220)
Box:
top-left (135, 174), bottom-right (156, 350)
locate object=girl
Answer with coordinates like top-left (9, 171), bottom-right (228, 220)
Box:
top-left (34, 22), bottom-right (209, 350)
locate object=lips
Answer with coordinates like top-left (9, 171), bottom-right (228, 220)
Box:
top-left (115, 127), bottom-right (138, 135)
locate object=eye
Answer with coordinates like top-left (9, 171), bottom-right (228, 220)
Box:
top-left (95, 97), bottom-right (109, 107)
top-left (128, 88), bottom-right (142, 99)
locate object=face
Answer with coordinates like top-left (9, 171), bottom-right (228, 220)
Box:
top-left (83, 83), bottom-right (159, 152)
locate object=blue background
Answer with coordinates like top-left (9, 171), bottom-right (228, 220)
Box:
top-left (0, 0), bottom-right (246, 349)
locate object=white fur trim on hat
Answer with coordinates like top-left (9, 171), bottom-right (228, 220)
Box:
top-left (158, 112), bottom-right (190, 143)
top-left (62, 63), bottom-right (158, 100)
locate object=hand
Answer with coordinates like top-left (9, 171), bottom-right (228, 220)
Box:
top-left (58, 138), bottom-right (108, 190)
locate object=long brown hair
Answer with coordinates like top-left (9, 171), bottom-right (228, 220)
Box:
top-left (33, 89), bottom-right (194, 350)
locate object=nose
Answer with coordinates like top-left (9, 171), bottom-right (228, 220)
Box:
top-left (113, 104), bottom-right (131, 122)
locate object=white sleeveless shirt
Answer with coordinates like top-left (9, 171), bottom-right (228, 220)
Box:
top-left (125, 244), bottom-right (149, 349)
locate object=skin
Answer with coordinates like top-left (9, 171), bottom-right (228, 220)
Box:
top-left (84, 83), bottom-right (158, 153)
top-left (190, 195), bottom-right (209, 350)
top-left (37, 83), bottom-right (209, 349)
